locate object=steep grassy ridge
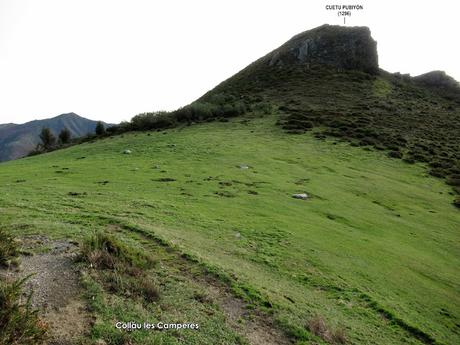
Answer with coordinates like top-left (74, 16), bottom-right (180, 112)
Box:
top-left (0, 116), bottom-right (458, 344)
top-left (201, 66), bottom-right (460, 188)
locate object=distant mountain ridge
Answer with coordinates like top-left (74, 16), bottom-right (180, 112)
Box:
top-left (0, 113), bottom-right (105, 162)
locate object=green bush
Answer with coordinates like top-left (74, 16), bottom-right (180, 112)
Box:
top-left (454, 197), bottom-right (460, 208)
top-left (388, 150), bottom-right (403, 159)
top-left (0, 229), bottom-right (19, 267)
top-left (131, 111), bottom-right (176, 131)
top-left (0, 277), bottom-right (48, 344)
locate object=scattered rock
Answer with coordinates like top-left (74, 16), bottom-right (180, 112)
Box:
top-left (237, 164), bottom-right (250, 170)
top-left (123, 149), bottom-right (132, 154)
top-left (292, 193), bottom-right (308, 200)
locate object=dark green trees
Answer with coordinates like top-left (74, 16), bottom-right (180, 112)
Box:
top-left (58, 127), bottom-right (71, 144)
top-left (39, 127), bottom-right (56, 150)
top-left (95, 121), bottom-right (105, 135)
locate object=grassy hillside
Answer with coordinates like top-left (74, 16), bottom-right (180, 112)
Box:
top-left (1, 115), bottom-right (459, 344)
top-left (201, 67), bottom-right (460, 190)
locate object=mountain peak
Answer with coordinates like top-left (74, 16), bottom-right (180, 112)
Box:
top-left (266, 24), bottom-right (378, 74)
top-left (413, 70), bottom-right (460, 88)
top-left (55, 112), bottom-right (81, 119)
top-left (0, 113), bottom-right (103, 162)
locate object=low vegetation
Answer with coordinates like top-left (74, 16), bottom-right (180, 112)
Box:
top-left (307, 315), bottom-right (347, 344)
top-left (0, 228), bottom-right (19, 267)
top-left (107, 93), bottom-right (251, 134)
top-left (0, 229), bottom-right (48, 345)
top-left (0, 277), bottom-right (48, 345)
top-left (29, 122), bottom-right (107, 158)
top-left (1, 117), bottom-right (458, 344)
top-left (82, 231), bottom-right (159, 302)
top-left (201, 65), bottom-right (460, 203)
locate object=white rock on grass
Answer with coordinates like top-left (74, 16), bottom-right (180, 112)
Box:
top-left (292, 193), bottom-right (308, 200)
top-left (123, 150), bottom-right (132, 154)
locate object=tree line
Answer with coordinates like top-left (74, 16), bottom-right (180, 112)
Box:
top-left (31, 121), bottom-right (106, 154)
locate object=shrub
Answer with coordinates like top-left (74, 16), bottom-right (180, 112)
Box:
top-left (454, 197), bottom-right (460, 208)
top-left (429, 168), bottom-right (446, 178)
top-left (131, 112), bottom-right (176, 131)
top-left (388, 150), bottom-right (403, 159)
top-left (252, 101), bottom-right (275, 114)
top-left (446, 177), bottom-right (460, 186)
top-left (0, 229), bottom-right (19, 267)
top-left (190, 102), bottom-right (214, 120)
top-left (174, 106), bottom-right (193, 123)
top-left (0, 277), bottom-right (48, 345)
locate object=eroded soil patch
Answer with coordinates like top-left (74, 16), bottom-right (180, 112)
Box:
top-left (2, 236), bottom-right (91, 345)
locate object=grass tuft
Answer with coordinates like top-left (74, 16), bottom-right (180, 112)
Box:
top-left (0, 228), bottom-right (20, 267)
top-left (307, 315), bottom-right (347, 344)
top-left (82, 232), bottom-right (159, 303)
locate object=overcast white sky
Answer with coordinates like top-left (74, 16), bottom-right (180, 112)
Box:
top-left (1, 0), bottom-right (459, 124)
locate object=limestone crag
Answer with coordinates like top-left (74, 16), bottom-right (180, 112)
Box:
top-left (266, 24), bottom-right (378, 74)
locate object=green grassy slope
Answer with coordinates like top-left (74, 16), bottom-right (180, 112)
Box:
top-left (0, 116), bottom-right (459, 344)
top-left (201, 67), bottom-right (460, 186)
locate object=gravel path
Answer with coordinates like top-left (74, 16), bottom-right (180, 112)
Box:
top-left (2, 236), bottom-right (91, 345)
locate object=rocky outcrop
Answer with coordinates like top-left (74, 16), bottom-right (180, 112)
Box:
top-left (266, 24), bottom-right (379, 74)
top-left (413, 71), bottom-right (459, 88)
top-left (413, 71), bottom-right (460, 103)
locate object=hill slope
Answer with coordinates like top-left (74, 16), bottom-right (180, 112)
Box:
top-left (198, 25), bottom-right (460, 191)
top-left (0, 116), bottom-right (459, 344)
top-left (1, 24), bottom-right (459, 345)
top-left (0, 113), bottom-right (104, 162)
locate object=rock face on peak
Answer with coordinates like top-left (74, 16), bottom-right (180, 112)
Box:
top-left (413, 70), bottom-right (459, 87)
top-left (265, 24), bottom-right (378, 74)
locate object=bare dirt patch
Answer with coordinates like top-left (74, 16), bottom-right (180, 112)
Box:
top-left (2, 236), bottom-right (91, 345)
top-left (207, 285), bottom-right (291, 345)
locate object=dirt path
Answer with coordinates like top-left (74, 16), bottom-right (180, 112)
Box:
top-left (114, 225), bottom-right (292, 345)
top-left (3, 236), bottom-right (91, 345)
top-left (207, 285), bottom-right (291, 345)
top-left (2, 230), bottom-right (291, 345)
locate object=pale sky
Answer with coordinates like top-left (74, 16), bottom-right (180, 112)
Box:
top-left (0, 0), bottom-right (459, 124)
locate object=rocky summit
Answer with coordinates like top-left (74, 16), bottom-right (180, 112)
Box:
top-left (265, 24), bottom-right (378, 74)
